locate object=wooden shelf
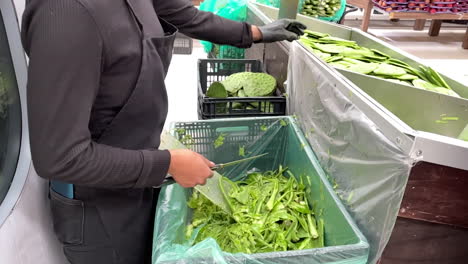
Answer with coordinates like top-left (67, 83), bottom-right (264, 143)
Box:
top-left (344, 1), bottom-right (468, 49)
top-left (388, 12), bottom-right (468, 20)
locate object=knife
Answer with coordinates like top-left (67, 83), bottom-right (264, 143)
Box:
top-left (161, 152), bottom-right (268, 185)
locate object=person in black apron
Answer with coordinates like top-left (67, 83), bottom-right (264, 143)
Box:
top-left (21, 0), bottom-right (305, 263)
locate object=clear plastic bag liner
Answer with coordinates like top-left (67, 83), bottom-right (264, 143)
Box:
top-left (153, 118), bottom-right (369, 264)
top-left (287, 42), bottom-right (412, 264)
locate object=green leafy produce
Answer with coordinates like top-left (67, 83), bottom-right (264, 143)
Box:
top-left (239, 146), bottom-right (246, 157)
top-left (186, 167), bottom-right (325, 254)
top-left (214, 133), bottom-right (226, 149)
top-left (207, 82), bottom-right (228, 98)
top-left (0, 70), bottom-right (13, 118)
top-left (207, 72), bottom-right (279, 114)
top-left (243, 73), bottom-right (277, 97)
top-left (222, 73), bottom-right (245, 94)
top-left (299, 31), bottom-right (461, 98)
top-left (300, 0), bottom-right (342, 18)
top-left (373, 63), bottom-right (406, 77)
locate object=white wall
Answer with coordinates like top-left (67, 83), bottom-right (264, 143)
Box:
top-left (13, 0), bottom-right (24, 23)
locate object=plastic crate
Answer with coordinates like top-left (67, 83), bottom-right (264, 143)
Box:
top-left (173, 33), bottom-right (193, 55)
top-left (152, 117), bottom-right (370, 264)
top-left (198, 59), bottom-right (287, 120)
top-left (208, 44), bottom-right (245, 59)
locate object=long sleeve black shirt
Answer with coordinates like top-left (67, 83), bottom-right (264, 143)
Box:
top-left (21, 0), bottom-right (253, 188)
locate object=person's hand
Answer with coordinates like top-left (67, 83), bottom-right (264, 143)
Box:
top-left (254, 19), bottom-right (307, 43)
top-left (168, 149), bottom-right (215, 188)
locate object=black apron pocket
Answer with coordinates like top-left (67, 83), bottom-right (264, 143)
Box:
top-left (49, 188), bottom-right (85, 245)
top-left (149, 18), bottom-right (177, 74)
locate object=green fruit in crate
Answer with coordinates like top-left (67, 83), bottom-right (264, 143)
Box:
top-left (243, 73), bottom-right (277, 97)
top-left (222, 73), bottom-right (246, 94)
top-left (237, 89), bottom-right (247, 97)
top-left (206, 82), bottom-right (228, 98)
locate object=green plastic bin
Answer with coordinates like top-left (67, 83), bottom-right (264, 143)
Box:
top-left (209, 44), bottom-right (246, 59)
top-left (152, 117), bottom-right (369, 264)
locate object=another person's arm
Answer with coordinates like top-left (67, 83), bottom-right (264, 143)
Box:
top-left (154, 0), bottom-right (306, 48)
top-left (22, 0), bottom-right (212, 189)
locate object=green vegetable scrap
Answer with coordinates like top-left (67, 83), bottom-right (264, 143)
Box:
top-left (186, 167), bottom-right (325, 254)
top-left (442, 117), bottom-right (459, 121)
top-left (214, 133), bottom-right (226, 149)
top-left (260, 124), bottom-right (268, 131)
top-left (299, 31), bottom-right (461, 98)
top-left (280, 119), bottom-right (288, 127)
top-left (180, 134), bottom-right (195, 147)
top-left (239, 146), bottom-right (246, 157)
top-left (173, 128), bottom-right (186, 134)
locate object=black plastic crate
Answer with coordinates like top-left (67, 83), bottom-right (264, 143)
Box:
top-left (173, 33), bottom-right (193, 55)
top-left (198, 59), bottom-right (286, 120)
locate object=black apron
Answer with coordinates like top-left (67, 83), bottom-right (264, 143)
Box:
top-left (48, 0), bottom-right (177, 263)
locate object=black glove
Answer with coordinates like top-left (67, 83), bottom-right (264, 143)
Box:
top-left (257, 19), bottom-right (307, 43)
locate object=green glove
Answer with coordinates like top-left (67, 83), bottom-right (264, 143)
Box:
top-left (258, 19), bottom-right (307, 43)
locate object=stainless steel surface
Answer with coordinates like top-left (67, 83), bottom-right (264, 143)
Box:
top-left (411, 131), bottom-right (468, 171)
top-left (339, 69), bottom-right (468, 139)
top-left (246, 2), bottom-right (468, 171)
top-left (278, 0), bottom-right (299, 20)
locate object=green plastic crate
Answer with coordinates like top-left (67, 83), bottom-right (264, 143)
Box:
top-left (209, 44), bottom-right (245, 59)
top-left (152, 117), bottom-right (369, 264)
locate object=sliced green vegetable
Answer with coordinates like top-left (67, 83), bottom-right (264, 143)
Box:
top-left (214, 133), bottom-right (226, 149)
top-left (373, 63), bottom-right (406, 77)
top-left (347, 62), bottom-right (379, 75)
top-left (186, 167), bottom-right (324, 254)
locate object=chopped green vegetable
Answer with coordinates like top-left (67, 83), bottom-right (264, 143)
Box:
top-left (239, 146), bottom-right (246, 157)
top-left (174, 128), bottom-right (186, 134)
top-left (442, 117), bottom-right (459, 121)
top-left (373, 63), bottom-right (406, 77)
top-left (186, 167), bottom-right (325, 254)
top-left (180, 134), bottom-right (194, 146)
top-left (214, 133), bottom-right (226, 149)
top-left (280, 119), bottom-right (288, 127)
top-left (435, 120), bottom-right (449, 124)
top-left (300, 31), bottom-right (459, 98)
top-left (347, 62), bottom-right (379, 75)
top-left (260, 125), bottom-right (268, 131)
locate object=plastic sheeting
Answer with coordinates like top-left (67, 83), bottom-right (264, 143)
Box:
top-left (152, 118), bottom-right (369, 264)
top-left (287, 42), bottom-right (412, 264)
